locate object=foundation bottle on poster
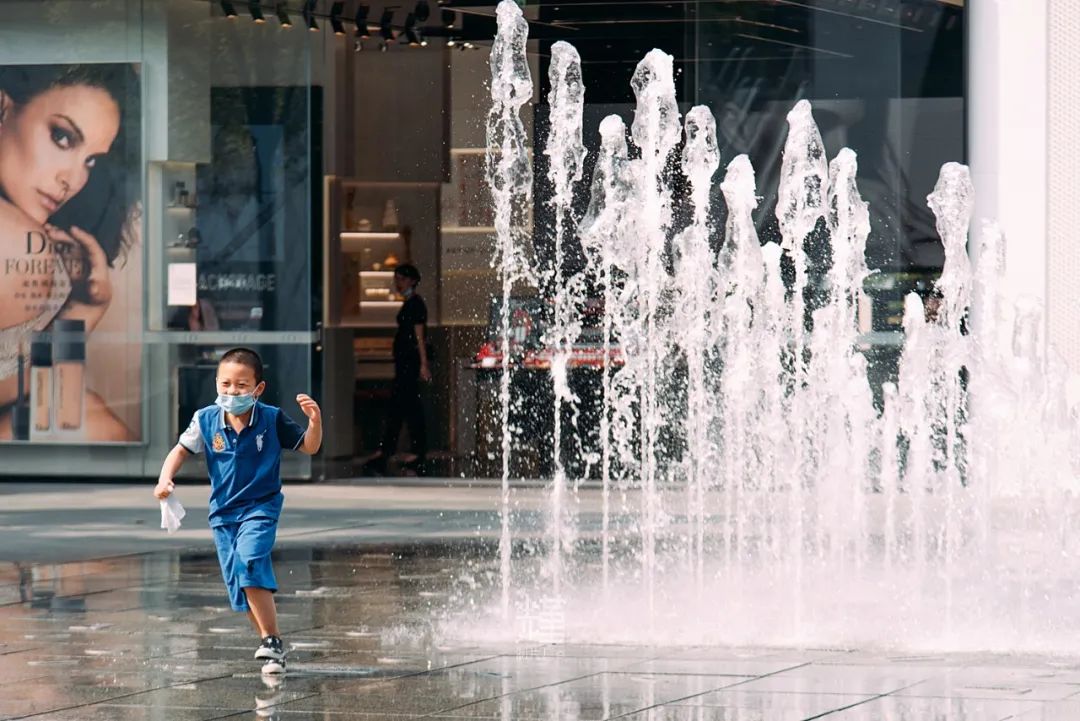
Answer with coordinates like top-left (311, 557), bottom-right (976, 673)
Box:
top-left (53, 319), bottom-right (86, 437)
top-left (11, 346), bottom-right (29, 441)
top-left (29, 333), bottom-right (53, 441)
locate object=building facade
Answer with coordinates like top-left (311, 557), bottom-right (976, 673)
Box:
top-left (0, 0), bottom-right (1005, 480)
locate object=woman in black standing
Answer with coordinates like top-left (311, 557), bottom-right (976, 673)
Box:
top-left (366, 263), bottom-right (430, 475)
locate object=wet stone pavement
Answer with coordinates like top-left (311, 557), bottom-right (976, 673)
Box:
top-left (4, 484), bottom-right (1080, 720)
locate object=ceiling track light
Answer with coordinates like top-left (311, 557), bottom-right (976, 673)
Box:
top-left (221, 0), bottom-right (239, 18)
top-left (329, 0), bottom-right (346, 35)
top-left (275, 2), bottom-right (292, 27)
top-left (355, 4), bottom-right (371, 38)
top-left (302, 0), bottom-right (319, 31)
top-left (249, 0), bottom-right (265, 23)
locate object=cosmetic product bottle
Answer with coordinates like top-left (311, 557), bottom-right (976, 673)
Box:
top-left (53, 319), bottom-right (86, 436)
top-left (29, 333), bottom-right (53, 441)
top-left (381, 198), bottom-right (399, 230)
top-left (11, 348), bottom-right (29, 441)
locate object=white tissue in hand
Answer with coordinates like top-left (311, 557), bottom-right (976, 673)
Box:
top-left (160, 495), bottom-right (186, 534)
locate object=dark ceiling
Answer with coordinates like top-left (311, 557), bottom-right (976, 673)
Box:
top-left (442, 0), bottom-right (964, 102)
top-left (216, 1), bottom-right (964, 103)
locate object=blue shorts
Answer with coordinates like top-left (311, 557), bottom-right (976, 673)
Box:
top-left (212, 517), bottom-right (278, 612)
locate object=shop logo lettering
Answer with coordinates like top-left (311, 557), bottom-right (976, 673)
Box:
top-left (198, 272), bottom-right (277, 292)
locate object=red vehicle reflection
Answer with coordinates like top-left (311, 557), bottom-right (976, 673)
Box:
top-left (472, 296), bottom-right (624, 371)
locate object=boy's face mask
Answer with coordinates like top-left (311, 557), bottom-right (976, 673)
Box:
top-left (216, 392), bottom-right (257, 415)
top-left (215, 362), bottom-right (264, 416)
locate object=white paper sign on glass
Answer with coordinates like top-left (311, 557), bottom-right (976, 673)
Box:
top-left (167, 263), bottom-right (197, 306)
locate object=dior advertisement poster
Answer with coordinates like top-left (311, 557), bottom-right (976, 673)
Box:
top-left (0, 63), bottom-right (142, 443)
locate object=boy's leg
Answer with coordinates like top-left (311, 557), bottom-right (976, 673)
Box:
top-left (244, 587), bottom-right (280, 638)
top-left (233, 517), bottom-right (280, 636)
top-left (212, 524), bottom-right (250, 613)
top-left (234, 517), bottom-right (286, 673)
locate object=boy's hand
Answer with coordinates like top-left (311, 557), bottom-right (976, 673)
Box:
top-left (297, 394), bottom-right (321, 424)
top-left (154, 480), bottom-right (174, 500)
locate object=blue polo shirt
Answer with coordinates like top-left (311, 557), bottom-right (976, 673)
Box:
top-left (178, 402), bottom-right (306, 527)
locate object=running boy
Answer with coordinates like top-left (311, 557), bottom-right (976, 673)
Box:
top-left (153, 347), bottom-right (322, 675)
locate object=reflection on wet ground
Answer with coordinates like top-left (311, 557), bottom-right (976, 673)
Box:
top-left (4, 541), bottom-right (1080, 721)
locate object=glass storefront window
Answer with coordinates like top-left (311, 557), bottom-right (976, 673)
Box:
top-left (436, 0), bottom-right (966, 477)
top-left (0, 0), bottom-right (317, 478)
top-left (0, 0), bottom-right (966, 480)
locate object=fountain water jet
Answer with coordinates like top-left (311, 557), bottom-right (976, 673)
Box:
top-left (543, 40), bottom-right (587, 599)
top-left (455, 0), bottom-right (1080, 653)
top-left (486, 0), bottom-right (533, 620)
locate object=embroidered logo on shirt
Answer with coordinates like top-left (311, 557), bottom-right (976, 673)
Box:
top-left (212, 433), bottom-right (226, 452)
top-left (256, 432), bottom-right (264, 452)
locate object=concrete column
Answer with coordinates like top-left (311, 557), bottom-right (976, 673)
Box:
top-left (143, 0), bottom-right (212, 163)
top-left (1046, 2), bottom-right (1080, 377)
top-left (967, 0), bottom-right (1048, 308)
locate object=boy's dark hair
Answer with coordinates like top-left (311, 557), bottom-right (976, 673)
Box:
top-left (219, 347), bottom-right (264, 385)
top-left (394, 263), bottom-right (421, 283)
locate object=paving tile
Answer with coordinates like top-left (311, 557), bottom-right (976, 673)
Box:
top-left (894, 671), bottom-right (1080, 702)
top-left (1018, 699), bottom-right (1080, 720)
top-left (672, 646), bottom-right (848, 663)
top-left (511, 644), bottom-right (669, 660)
top-left (101, 675), bottom-right (326, 715)
top-left (725, 662), bottom-right (938, 696)
top-left (0, 680), bottom-right (183, 719)
top-left (619, 657), bottom-right (808, 678)
top-left (821, 694), bottom-right (1041, 720)
top-left (673, 689), bottom-right (876, 715)
top-left (438, 671), bottom-right (748, 720)
top-left (619, 701), bottom-right (858, 721)
top-left (14, 704), bottom-right (246, 720)
top-left (271, 714), bottom-right (434, 720)
top-left (269, 669), bottom-right (512, 716)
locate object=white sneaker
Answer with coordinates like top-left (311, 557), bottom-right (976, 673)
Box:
top-left (261, 657), bottom-right (286, 675)
top-left (254, 635), bottom-right (286, 661)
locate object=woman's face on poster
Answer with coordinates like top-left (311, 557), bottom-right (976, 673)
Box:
top-left (0, 84), bottom-right (120, 225)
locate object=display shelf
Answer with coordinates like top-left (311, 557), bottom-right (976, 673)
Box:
top-left (442, 226), bottom-right (496, 234)
top-left (150, 160), bottom-right (201, 330)
top-left (358, 266), bottom-right (399, 307)
top-left (324, 176), bottom-right (437, 329)
top-left (341, 232), bottom-right (402, 254)
top-left (340, 305), bottom-right (403, 328)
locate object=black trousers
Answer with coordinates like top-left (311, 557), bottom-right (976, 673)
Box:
top-left (379, 368), bottom-right (427, 458)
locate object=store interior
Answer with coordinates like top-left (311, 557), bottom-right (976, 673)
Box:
top-left (311, 0), bottom-right (965, 478)
top-left (0, 0), bottom-right (964, 480)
